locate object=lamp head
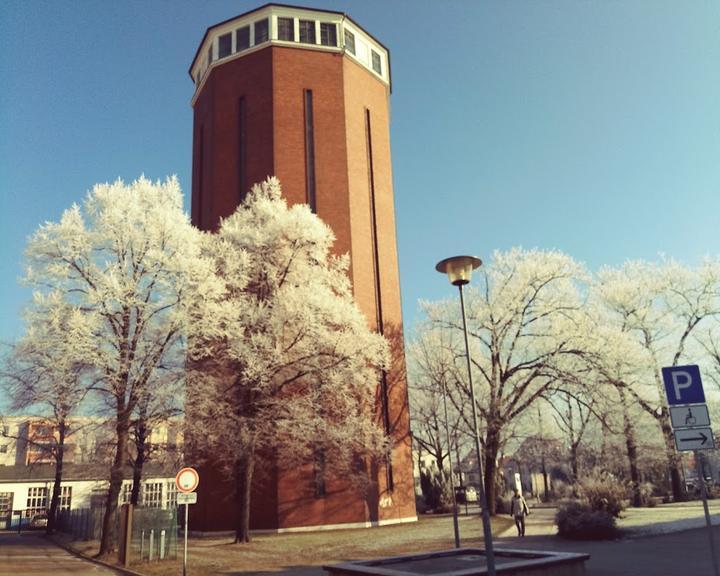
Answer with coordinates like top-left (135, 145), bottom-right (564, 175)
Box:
top-left (435, 255), bottom-right (483, 286)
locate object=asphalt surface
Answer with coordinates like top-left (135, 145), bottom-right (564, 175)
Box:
top-left (0, 532), bottom-right (125, 576)
top-left (1, 508), bottom-right (719, 575)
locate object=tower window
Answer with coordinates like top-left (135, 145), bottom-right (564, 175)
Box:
top-left (320, 23), bottom-right (337, 47)
top-left (207, 45), bottom-right (213, 65)
top-left (236, 26), bottom-right (250, 51)
top-left (277, 17), bottom-right (295, 41)
top-left (299, 20), bottom-right (316, 44)
top-left (371, 50), bottom-right (382, 75)
top-left (254, 19), bottom-right (269, 44)
top-left (218, 33), bottom-right (232, 59)
top-left (304, 90), bottom-right (316, 213)
top-left (344, 29), bottom-right (355, 55)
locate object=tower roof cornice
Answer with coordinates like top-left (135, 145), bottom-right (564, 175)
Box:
top-left (189, 3), bottom-right (391, 97)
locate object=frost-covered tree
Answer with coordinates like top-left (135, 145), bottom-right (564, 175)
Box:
top-left (1, 295), bottom-right (97, 533)
top-left (422, 248), bottom-right (587, 514)
top-left (593, 259), bottom-right (720, 501)
top-left (408, 326), bottom-right (468, 491)
top-left (23, 176), bottom-right (203, 555)
top-left (186, 177), bottom-right (389, 543)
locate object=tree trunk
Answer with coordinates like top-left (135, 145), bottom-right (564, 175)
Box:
top-left (130, 419), bottom-right (148, 506)
top-left (618, 389), bottom-right (641, 507)
top-left (483, 427), bottom-right (501, 515)
top-left (99, 413), bottom-right (130, 556)
top-left (47, 419), bottom-right (66, 535)
top-left (234, 451), bottom-right (255, 543)
top-left (659, 416), bottom-right (685, 501)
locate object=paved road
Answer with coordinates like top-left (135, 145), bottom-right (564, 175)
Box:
top-left (270, 508), bottom-right (720, 576)
top-left (0, 533), bottom-right (124, 576)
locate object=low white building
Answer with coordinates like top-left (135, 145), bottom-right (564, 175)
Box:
top-left (0, 463), bottom-right (180, 529)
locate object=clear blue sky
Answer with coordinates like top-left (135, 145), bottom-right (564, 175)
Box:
top-left (2, 0), bottom-right (719, 343)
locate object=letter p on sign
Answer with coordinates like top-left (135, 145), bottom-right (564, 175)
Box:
top-left (662, 365), bottom-right (705, 406)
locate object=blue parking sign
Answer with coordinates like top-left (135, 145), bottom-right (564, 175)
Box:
top-left (662, 365), bottom-right (705, 405)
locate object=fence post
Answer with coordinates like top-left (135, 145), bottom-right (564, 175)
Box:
top-left (118, 504), bottom-right (134, 567)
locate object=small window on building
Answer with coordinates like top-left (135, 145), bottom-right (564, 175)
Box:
top-left (26, 487), bottom-right (47, 515)
top-left (121, 483), bottom-right (133, 505)
top-left (254, 18), bottom-right (269, 44)
top-left (344, 29), bottom-right (355, 55)
top-left (320, 23), bottom-right (337, 47)
top-left (218, 33), bottom-right (232, 58)
top-left (371, 50), bottom-right (382, 75)
top-left (299, 20), bottom-right (316, 44)
top-left (0, 444), bottom-right (7, 454)
top-left (166, 481), bottom-right (178, 508)
top-left (277, 17), bottom-right (295, 41)
top-left (142, 482), bottom-right (163, 508)
top-left (59, 486), bottom-right (72, 511)
top-left (1, 426), bottom-right (8, 436)
top-left (207, 45), bottom-right (213, 66)
top-left (236, 25), bottom-right (250, 51)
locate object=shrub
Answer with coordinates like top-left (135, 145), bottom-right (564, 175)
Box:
top-left (556, 501), bottom-right (620, 540)
top-left (580, 471), bottom-right (627, 517)
top-left (419, 469), bottom-right (453, 513)
top-left (639, 482), bottom-right (656, 507)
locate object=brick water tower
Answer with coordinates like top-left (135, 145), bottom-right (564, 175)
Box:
top-left (188, 3), bottom-right (415, 532)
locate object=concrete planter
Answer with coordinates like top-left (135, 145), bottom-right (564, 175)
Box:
top-left (325, 547), bottom-right (590, 576)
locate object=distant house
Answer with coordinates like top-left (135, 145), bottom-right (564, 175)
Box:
top-left (0, 416), bottom-right (182, 529)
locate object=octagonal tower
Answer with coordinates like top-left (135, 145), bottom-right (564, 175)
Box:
top-left (189, 3), bottom-right (415, 532)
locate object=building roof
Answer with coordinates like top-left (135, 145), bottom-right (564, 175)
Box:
top-left (0, 463), bottom-right (174, 483)
top-left (188, 2), bottom-right (391, 80)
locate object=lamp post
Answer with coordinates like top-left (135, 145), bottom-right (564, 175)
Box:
top-left (436, 255), bottom-right (496, 576)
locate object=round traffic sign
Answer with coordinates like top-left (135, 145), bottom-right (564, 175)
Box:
top-left (175, 467), bottom-right (200, 493)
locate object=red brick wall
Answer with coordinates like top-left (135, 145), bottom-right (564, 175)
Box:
top-left (190, 44), bottom-right (416, 532)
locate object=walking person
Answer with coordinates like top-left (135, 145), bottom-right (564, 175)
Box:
top-left (509, 489), bottom-right (530, 536)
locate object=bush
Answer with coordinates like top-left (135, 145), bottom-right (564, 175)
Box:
top-left (556, 501), bottom-right (620, 540)
top-left (580, 471), bottom-right (627, 517)
top-left (639, 482), bottom-right (656, 507)
top-left (419, 469), bottom-right (453, 513)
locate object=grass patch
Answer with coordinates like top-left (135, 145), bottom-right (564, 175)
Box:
top-left (60, 514), bottom-right (513, 576)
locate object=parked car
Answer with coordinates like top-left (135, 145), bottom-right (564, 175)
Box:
top-left (29, 512), bottom-right (48, 528)
top-left (454, 486), bottom-right (478, 504)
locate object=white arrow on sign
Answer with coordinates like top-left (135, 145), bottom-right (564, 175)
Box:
top-left (674, 427), bottom-right (715, 452)
top-left (670, 405), bottom-right (711, 429)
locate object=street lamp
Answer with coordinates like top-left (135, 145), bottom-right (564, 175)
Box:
top-left (436, 255), bottom-right (496, 576)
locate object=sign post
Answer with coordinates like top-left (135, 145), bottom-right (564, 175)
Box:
top-left (662, 365), bottom-right (718, 576)
top-left (175, 467), bottom-right (200, 576)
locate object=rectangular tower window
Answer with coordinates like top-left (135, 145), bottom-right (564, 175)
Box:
top-left (277, 17), bottom-right (295, 41)
top-left (238, 96), bottom-right (246, 202)
top-left (254, 19), bottom-right (269, 44)
top-left (236, 26), bottom-right (250, 51)
top-left (320, 23), bottom-right (337, 47)
top-left (371, 50), bottom-right (382, 75)
top-left (304, 90), bottom-right (316, 213)
top-left (218, 33), bottom-right (232, 58)
top-left (344, 29), bottom-right (355, 55)
top-left (299, 20), bottom-right (316, 44)
top-left (207, 45), bottom-right (213, 65)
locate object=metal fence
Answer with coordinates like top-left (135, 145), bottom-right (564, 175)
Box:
top-left (130, 507), bottom-right (179, 562)
top-left (56, 505), bottom-right (178, 564)
top-left (57, 507), bottom-right (116, 541)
